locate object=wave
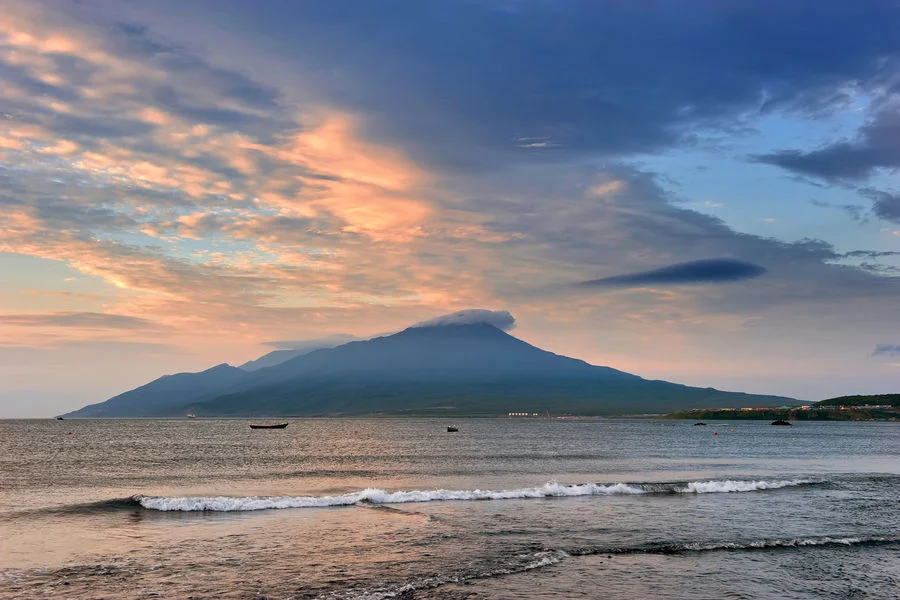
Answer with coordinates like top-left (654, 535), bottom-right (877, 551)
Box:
top-left (340, 536), bottom-right (897, 599)
top-left (0, 497), bottom-right (145, 521)
top-left (340, 550), bottom-right (573, 600)
top-left (571, 535), bottom-right (900, 556)
top-left (135, 478), bottom-right (816, 512)
top-left (675, 479), bottom-right (813, 493)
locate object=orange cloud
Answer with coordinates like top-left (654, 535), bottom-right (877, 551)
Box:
top-left (0, 136), bottom-right (23, 150)
top-left (37, 140), bottom-right (79, 155)
top-left (0, 5), bottom-right (517, 356)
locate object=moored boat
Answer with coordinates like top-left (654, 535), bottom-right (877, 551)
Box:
top-left (770, 419), bottom-right (791, 426)
top-left (249, 423), bottom-right (288, 429)
top-left (447, 425), bottom-right (459, 432)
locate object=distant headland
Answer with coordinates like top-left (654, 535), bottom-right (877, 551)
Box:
top-left (667, 394), bottom-right (900, 422)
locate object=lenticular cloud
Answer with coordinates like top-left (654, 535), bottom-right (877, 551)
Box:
top-left (411, 309), bottom-right (516, 331)
top-left (578, 258), bottom-right (766, 288)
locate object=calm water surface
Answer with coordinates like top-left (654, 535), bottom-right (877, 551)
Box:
top-left (0, 418), bottom-right (897, 598)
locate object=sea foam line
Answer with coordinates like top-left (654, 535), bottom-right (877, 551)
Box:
top-left (675, 479), bottom-right (813, 494)
top-left (337, 535), bottom-right (897, 600)
top-left (345, 549), bottom-right (571, 600)
top-left (571, 535), bottom-right (900, 556)
top-left (352, 536), bottom-right (898, 599)
top-left (135, 478), bottom-right (813, 512)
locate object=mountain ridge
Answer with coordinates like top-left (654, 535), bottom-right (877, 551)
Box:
top-left (65, 362), bottom-right (249, 418)
top-left (239, 334), bottom-right (360, 371)
top-left (64, 321), bottom-right (793, 417)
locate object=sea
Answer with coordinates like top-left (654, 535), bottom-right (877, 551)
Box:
top-left (0, 418), bottom-right (897, 599)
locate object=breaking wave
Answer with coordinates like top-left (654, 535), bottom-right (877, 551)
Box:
top-left (675, 479), bottom-right (811, 493)
top-left (135, 478), bottom-right (816, 512)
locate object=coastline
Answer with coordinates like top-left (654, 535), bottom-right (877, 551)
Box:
top-left (666, 407), bottom-right (899, 422)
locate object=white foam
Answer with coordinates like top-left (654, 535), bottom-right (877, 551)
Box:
top-left (135, 482), bottom-right (644, 511)
top-left (522, 550), bottom-right (569, 570)
top-left (136, 492), bottom-right (360, 512)
top-left (135, 479), bottom-right (811, 511)
top-left (677, 479), bottom-right (812, 494)
top-left (679, 535), bottom-right (895, 552)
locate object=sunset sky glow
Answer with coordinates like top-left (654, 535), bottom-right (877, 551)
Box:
top-left (2, 0), bottom-right (899, 416)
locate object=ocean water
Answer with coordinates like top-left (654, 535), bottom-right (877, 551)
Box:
top-left (0, 418), bottom-right (897, 599)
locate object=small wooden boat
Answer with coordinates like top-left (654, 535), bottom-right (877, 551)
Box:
top-left (770, 419), bottom-right (791, 426)
top-left (249, 423), bottom-right (288, 429)
top-left (447, 426), bottom-right (459, 432)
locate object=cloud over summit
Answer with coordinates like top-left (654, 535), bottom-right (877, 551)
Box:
top-left (411, 309), bottom-right (516, 331)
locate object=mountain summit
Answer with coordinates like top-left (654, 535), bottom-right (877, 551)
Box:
top-left (65, 312), bottom-right (792, 417)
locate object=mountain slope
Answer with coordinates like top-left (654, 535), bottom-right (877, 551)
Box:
top-left (66, 323), bottom-right (793, 417)
top-left (239, 348), bottom-right (313, 372)
top-left (192, 376), bottom-right (788, 417)
top-left (63, 363), bottom-right (249, 418)
top-left (186, 324), bottom-right (788, 416)
top-left (239, 334), bottom-right (360, 371)
top-left (250, 323), bottom-right (637, 383)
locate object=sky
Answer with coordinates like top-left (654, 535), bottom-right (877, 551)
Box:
top-left (1, 0), bottom-right (899, 417)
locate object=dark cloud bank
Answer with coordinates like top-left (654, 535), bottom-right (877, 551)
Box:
top-left (193, 0), bottom-right (900, 226)
top-left (203, 0), bottom-right (900, 170)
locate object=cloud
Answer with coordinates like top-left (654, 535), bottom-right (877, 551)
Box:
top-left (263, 334), bottom-right (359, 351)
top-left (194, 0), bottom-right (900, 171)
top-left (868, 190), bottom-right (900, 223)
top-left (0, 5), bottom-right (456, 351)
top-left (3, 2), bottom-right (900, 413)
top-left (57, 339), bottom-right (178, 353)
top-left (577, 259), bottom-right (767, 288)
top-left (752, 144), bottom-right (890, 181)
top-left (411, 309), bottom-right (516, 331)
top-left (872, 344), bottom-right (900, 356)
top-left (753, 103), bottom-right (900, 183)
top-left (856, 262), bottom-right (900, 276)
top-left (468, 163), bottom-right (900, 324)
top-left (0, 312), bottom-right (156, 329)
top-left (841, 250), bottom-right (900, 259)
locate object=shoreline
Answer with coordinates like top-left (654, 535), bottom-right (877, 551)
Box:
top-left (666, 408), bottom-right (899, 422)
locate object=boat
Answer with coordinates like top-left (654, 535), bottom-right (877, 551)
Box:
top-left (693, 422), bottom-right (707, 426)
top-left (770, 419), bottom-right (792, 426)
top-left (55, 416), bottom-right (64, 420)
top-left (186, 413), bottom-right (196, 419)
top-left (447, 426), bottom-right (459, 432)
top-left (249, 423), bottom-right (289, 429)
